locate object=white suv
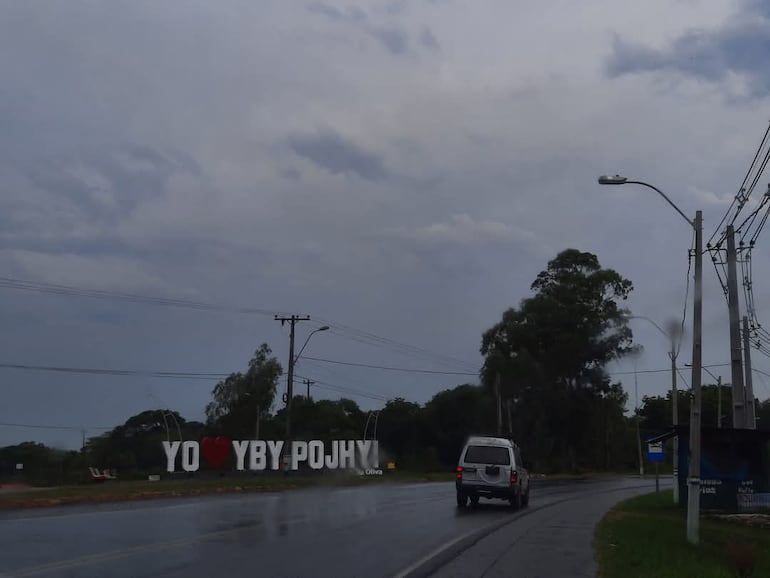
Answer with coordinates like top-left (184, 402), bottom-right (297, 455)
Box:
top-left (455, 436), bottom-right (530, 508)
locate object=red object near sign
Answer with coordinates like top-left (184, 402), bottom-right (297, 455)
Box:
top-left (201, 436), bottom-right (231, 468)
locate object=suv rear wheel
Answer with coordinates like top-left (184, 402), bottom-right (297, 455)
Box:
top-left (456, 491), bottom-right (468, 508)
top-left (508, 492), bottom-right (521, 509)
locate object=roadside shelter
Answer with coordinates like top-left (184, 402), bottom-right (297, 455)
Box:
top-left (649, 425), bottom-right (770, 511)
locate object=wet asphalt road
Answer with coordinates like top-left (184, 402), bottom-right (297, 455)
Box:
top-left (0, 477), bottom-right (664, 578)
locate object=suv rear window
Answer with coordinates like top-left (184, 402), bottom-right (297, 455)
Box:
top-left (464, 445), bottom-right (510, 465)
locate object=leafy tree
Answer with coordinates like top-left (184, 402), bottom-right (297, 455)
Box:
top-left (86, 409), bottom-right (204, 477)
top-left (205, 343), bottom-right (282, 438)
top-left (480, 249), bottom-right (637, 472)
top-left (420, 384), bottom-right (495, 468)
top-left (377, 398), bottom-right (422, 465)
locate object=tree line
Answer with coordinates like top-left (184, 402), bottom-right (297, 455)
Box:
top-left (4, 248), bottom-right (767, 486)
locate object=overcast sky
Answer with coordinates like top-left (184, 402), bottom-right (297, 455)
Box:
top-left (2, 0), bottom-right (770, 450)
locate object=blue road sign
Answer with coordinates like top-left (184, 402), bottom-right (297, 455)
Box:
top-left (647, 441), bottom-right (664, 463)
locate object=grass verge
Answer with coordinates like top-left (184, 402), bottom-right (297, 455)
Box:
top-left (595, 490), bottom-right (770, 578)
top-left (0, 471), bottom-right (455, 511)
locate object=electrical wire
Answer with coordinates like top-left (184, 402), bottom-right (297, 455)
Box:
top-left (294, 373), bottom-right (388, 402)
top-left (313, 317), bottom-right (480, 373)
top-left (708, 122), bottom-right (770, 247)
top-left (0, 362), bottom-right (228, 380)
top-left (0, 276), bottom-right (479, 373)
top-left (0, 421), bottom-right (112, 431)
top-left (609, 363), bottom-right (729, 376)
top-left (0, 276), bottom-right (281, 317)
top-left (300, 356), bottom-right (478, 376)
top-left (676, 234), bottom-right (695, 359)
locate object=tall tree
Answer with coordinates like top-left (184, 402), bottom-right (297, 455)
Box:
top-left (205, 343), bottom-right (282, 438)
top-left (480, 249), bottom-right (637, 472)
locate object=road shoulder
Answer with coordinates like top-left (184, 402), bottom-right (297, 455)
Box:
top-left (409, 480), bottom-right (656, 578)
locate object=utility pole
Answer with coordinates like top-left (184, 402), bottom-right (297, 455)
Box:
top-left (634, 367), bottom-right (644, 477)
top-left (669, 342), bottom-right (679, 503)
top-left (304, 378), bottom-right (314, 401)
top-left (275, 314), bottom-right (311, 471)
top-left (726, 226), bottom-right (746, 428)
top-left (717, 377), bottom-right (722, 429)
top-left (494, 373), bottom-right (502, 436)
top-left (686, 210), bottom-right (703, 546)
top-left (506, 399), bottom-right (513, 435)
top-left (742, 316), bottom-right (756, 429)
top-left (255, 404), bottom-right (260, 441)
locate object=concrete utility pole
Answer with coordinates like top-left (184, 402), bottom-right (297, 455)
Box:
top-left (495, 373), bottom-right (502, 436)
top-left (669, 339), bottom-right (679, 504)
top-left (598, 176), bottom-right (703, 544)
top-left (275, 314), bottom-right (311, 469)
top-left (634, 367), bottom-right (644, 477)
top-left (687, 210), bottom-right (703, 545)
top-left (742, 316), bottom-right (757, 429)
top-left (726, 226), bottom-right (747, 428)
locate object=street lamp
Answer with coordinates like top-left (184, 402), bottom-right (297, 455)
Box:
top-left (599, 174), bottom-right (703, 545)
top-left (294, 326), bottom-right (330, 364)
top-left (625, 314), bottom-right (681, 504)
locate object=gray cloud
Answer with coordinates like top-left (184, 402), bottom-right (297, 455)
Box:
top-left (420, 26), bottom-right (441, 51)
top-left (606, 3), bottom-right (770, 97)
top-left (288, 130), bottom-right (389, 181)
top-left (307, 2), bottom-right (409, 55)
top-left (1, 0), bottom-right (769, 449)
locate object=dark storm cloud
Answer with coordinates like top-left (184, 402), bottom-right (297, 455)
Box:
top-left (288, 130), bottom-right (389, 182)
top-left (606, 3), bottom-right (770, 97)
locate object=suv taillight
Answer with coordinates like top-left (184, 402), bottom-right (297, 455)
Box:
top-left (510, 470), bottom-right (518, 484)
top-left (456, 466), bottom-right (463, 480)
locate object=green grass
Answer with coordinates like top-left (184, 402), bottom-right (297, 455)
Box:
top-left (595, 491), bottom-right (770, 578)
top-left (0, 470), bottom-right (455, 510)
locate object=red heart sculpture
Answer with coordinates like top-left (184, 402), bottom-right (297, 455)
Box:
top-left (201, 436), bottom-right (231, 468)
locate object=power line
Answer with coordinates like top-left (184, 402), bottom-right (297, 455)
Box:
top-left (0, 421), bottom-right (112, 431)
top-left (314, 317), bottom-right (480, 372)
top-left (0, 276), bottom-right (280, 317)
top-left (0, 276), bottom-right (479, 372)
top-left (294, 373), bottom-right (388, 402)
top-left (675, 235), bottom-right (694, 359)
top-left (0, 362), bottom-right (227, 380)
top-left (609, 363), bottom-right (730, 376)
top-left (300, 356), bottom-right (478, 376)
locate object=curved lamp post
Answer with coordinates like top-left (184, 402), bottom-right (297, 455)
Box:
top-left (600, 174), bottom-right (703, 545)
top-left (294, 326), bottom-right (330, 364)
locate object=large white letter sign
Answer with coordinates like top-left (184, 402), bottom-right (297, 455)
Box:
top-left (308, 441), bottom-right (324, 470)
top-left (163, 441), bottom-right (181, 473)
top-left (181, 441), bottom-right (200, 472)
top-left (267, 441), bottom-right (284, 470)
top-left (339, 441), bottom-right (356, 469)
top-left (324, 440), bottom-right (339, 469)
top-left (356, 440), bottom-right (373, 469)
top-left (232, 440), bottom-right (249, 471)
top-left (371, 440), bottom-right (379, 468)
top-left (249, 440), bottom-right (267, 471)
top-left (291, 441), bottom-right (308, 470)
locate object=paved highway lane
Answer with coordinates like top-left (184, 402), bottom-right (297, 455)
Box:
top-left (0, 477), bottom-right (666, 578)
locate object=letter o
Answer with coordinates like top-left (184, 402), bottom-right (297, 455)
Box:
top-left (182, 441), bottom-right (199, 472)
top-left (308, 441), bottom-right (324, 470)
